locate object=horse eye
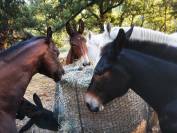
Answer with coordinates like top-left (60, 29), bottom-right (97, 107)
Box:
top-left (57, 51), bottom-right (60, 56)
top-left (94, 70), bottom-right (103, 76)
top-left (54, 50), bottom-right (59, 57)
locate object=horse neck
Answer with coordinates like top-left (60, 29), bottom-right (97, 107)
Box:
top-left (0, 42), bottom-right (46, 114)
top-left (125, 39), bottom-right (177, 65)
top-left (119, 49), bottom-right (177, 111)
top-left (3, 42), bottom-right (45, 72)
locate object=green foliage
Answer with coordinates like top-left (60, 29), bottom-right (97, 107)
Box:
top-left (1, 0), bottom-right (177, 48)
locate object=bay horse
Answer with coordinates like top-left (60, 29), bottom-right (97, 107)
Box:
top-left (0, 27), bottom-right (64, 133)
top-left (87, 24), bottom-right (177, 65)
top-left (85, 29), bottom-right (177, 133)
top-left (66, 19), bottom-right (90, 66)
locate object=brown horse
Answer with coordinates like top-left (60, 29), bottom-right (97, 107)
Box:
top-left (0, 27), bottom-right (64, 133)
top-left (66, 19), bottom-right (90, 66)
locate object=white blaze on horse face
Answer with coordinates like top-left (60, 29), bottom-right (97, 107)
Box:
top-left (85, 92), bottom-right (104, 111)
top-left (81, 53), bottom-right (90, 65)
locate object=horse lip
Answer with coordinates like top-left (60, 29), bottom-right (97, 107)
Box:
top-left (53, 73), bottom-right (63, 82)
top-left (83, 62), bottom-right (91, 66)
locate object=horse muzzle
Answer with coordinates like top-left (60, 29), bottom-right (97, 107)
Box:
top-left (82, 54), bottom-right (91, 66)
top-left (53, 69), bottom-right (65, 82)
top-left (84, 92), bottom-right (104, 112)
top-left (83, 62), bottom-right (91, 66)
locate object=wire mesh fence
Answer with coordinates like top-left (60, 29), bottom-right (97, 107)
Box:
top-left (54, 65), bottom-right (153, 133)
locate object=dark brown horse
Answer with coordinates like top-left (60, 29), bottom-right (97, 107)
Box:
top-left (0, 27), bottom-right (64, 133)
top-left (85, 29), bottom-right (177, 133)
top-left (16, 93), bottom-right (59, 133)
top-left (66, 19), bottom-right (90, 66)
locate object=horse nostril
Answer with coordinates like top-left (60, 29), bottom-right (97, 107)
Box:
top-left (83, 62), bottom-right (91, 66)
top-left (83, 63), bottom-right (86, 66)
top-left (86, 102), bottom-right (99, 112)
top-left (93, 107), bottom-right (99, 112)
top-left (61, 69), bottom-right (65, 75)
top-left (86, 102), bottom-right (91, 109)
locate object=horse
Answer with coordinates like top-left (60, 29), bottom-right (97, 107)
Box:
top-left (169, 32), bottom-right (177, 38)
top-left (86, 24), bottom-right (112, 65)
top-left (116, 26), bottom-right (177, 65)
top-left (16, 93), bottom-right (59, 133)
top-left (85, 29), bottom-right (177, 133)
top-left (87, 23), bottom-right (177, 65)
top-left (66, 19), bottom-right (90, 66)
top-left (0, 27), bottom-right (64, 133)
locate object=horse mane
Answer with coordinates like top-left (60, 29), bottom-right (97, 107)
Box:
top-left (101, 37), bottom-right (177, 63)
top-left (0, 36), bottom-right (47, 61)
top-left (127, 39), bottom-right (170, 50)
top-left (110, 26), bottom-right (177, 46)
top-left (170, 32), bottom-right (177, 37)
top-left (126, 39), bottom-right (173, 59)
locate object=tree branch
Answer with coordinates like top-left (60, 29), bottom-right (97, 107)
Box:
top-left (54, 1), bottom-right (95, 32)
top-left (103, 0), bottom-right (124, 14)
top-left (99, 0), bottom-right (104, 15)
top-left (87, 8), bottom-right (99, 19)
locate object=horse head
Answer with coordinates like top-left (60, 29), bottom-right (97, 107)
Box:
top-left (38, 27), bottom-right (64, 82)
top-left (85, 29), bottom-right (131, 112)
top-left (66, 19), bottom-right (90, 66)
top-left (86, 23), bottom-right (134, 66)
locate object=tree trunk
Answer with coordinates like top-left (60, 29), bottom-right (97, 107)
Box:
top-left (0, 16), bottom-right (9, 50)
top-left (164, 0), bottom-right (167, 32)
top-left (130, 15), bottom-right (135, 26)
top-left (119, 12), bottom-right (125, 26)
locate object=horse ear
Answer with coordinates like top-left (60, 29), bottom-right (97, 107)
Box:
top-left (47, 27), bottom-right (52, 39)
top-left (125, 25), bottom-right (134, 39)
top-left (72, 21), bottom-right (77, 33)
top-left (104, 23), bottom-right (111, 33)
top-left (106, 23), bottom-right (111, 34)
top-left (66, 21), bottom-right (75, 36)
top-left (78, 19), bottom-right (84, 34)
top-left (33, 93), bottom-right (43, 109)
top-left (114, 28), bottom-right (126, 51)
top-left (88, 31), bottom-right (92, 40)
top-left (19, 119), bottom-right (34, 133)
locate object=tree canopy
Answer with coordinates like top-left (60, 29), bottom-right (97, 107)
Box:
top-left (0, 0), bottom-right (176, 48)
